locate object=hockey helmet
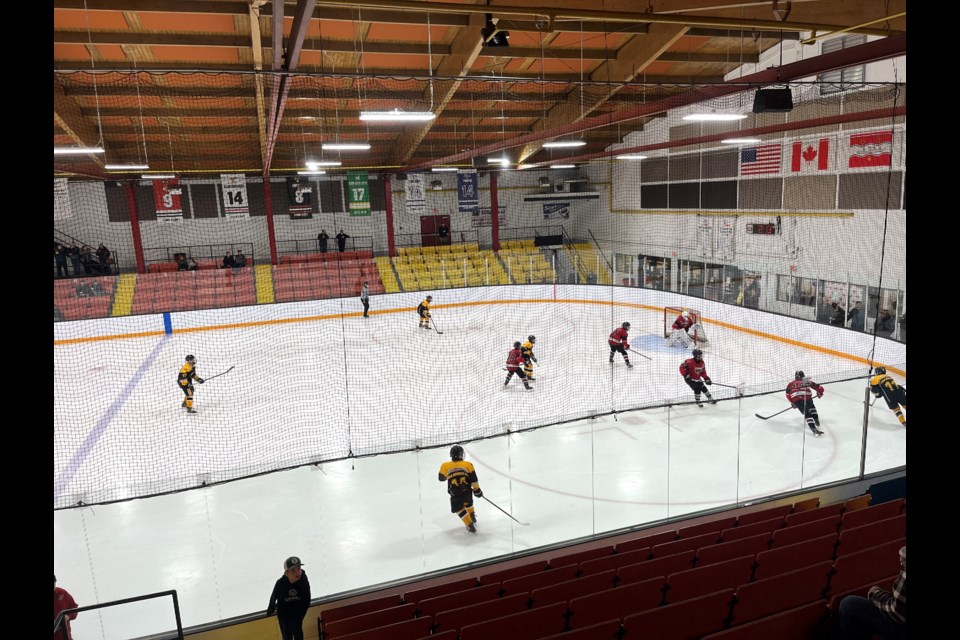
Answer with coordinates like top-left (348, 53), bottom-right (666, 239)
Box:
top-left (692, 348), bottom-right (703, 361)
top-left (622, 322), bottom-right (631, 329)
top-left (513, 341), bottom-right (522, 349)
top-left (795, 370), bottom-right (806, 380)
top-left (185, 354), bottom-right (196, 363)
top-left (450, 445), bottom-right (464, 461)
top-left (528, 335), bottom-right (536, 343)
top-left (426, 295), bottom-right (433, 301)
top-left (682, 310), bottom-right (690, 318)
top-left (875, 366), bottom-right (886, 375)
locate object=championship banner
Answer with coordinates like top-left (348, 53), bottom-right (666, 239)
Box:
top-left (716, 217), bottom-right (735, 260)
top-left (54, 178), bottom-right (72, 220)
top-left (405, 173), bottom-right (425, 214)
top-left (286, 176), bottom-right (314, 219)
top-left (348, 171), bottom-right (371, 216)
top-left (542, 202), bottom-right (570, 219)
top-left (220, 174), bottom-right (249, 218)
top-left (471, 205), bottom-right (506, 228)
top-left (153, 178), bottom-right (184, 223)
top-left (697, 217), bottom-right (714, 257)
top-left (457, 170), bottom-right (478, 214)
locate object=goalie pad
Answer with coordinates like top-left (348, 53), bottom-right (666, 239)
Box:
top-left (690, 322), bottom-right (709, 345)
top-left (666, 328), bottom-right (693, 348)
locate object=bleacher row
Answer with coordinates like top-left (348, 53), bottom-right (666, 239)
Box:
top-left (53, 276), bottom-right (117, 321)
top-left (273, 251), bottom-right (385, 303)
top-left (313, 495), bottom-right (905, 640)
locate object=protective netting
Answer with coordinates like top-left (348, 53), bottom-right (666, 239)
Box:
top-left (54, 71), bottom-right (906, 508)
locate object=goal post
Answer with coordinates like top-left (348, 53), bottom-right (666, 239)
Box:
top-left (663, 306), bottom-right (709, 344)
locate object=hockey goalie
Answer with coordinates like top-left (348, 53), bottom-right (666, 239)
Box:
top-left (666, 310), bottom-right (709, 348)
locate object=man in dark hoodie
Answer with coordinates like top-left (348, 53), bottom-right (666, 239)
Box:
top-left (267, 556), bottom-right (311, 640)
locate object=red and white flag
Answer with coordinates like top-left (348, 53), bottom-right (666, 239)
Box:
top-left (848, 131), bottom-right (893, 169)
top-left (790, 138), bottom-right (830, 173)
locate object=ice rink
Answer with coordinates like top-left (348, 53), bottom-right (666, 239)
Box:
top-left (53, 291), bottom-right (906, 639)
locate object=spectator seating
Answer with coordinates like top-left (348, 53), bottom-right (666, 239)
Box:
top-left (393, 244), bottom-right (510, 290)
top-left (273, 251), bottom-right (385, 303)
top-left (54, 276), bottom-right (117, 320)
top-left (308, 493), bottom-right (906, 640)
top-left (130, 268), bottom-right (257, 314)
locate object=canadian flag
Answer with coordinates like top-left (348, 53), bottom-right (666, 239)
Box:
top-left (790, 138), bottom-right (830, 173)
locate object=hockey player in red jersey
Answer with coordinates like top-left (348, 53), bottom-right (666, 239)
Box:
top-left (608, 322), bottom-right (633, 368)
top-left (786, 370), bottom-right (825, 436)
top-left (666, 310), bottom-right (698, 348)
top-left (505, 341), bottom-right (533, 390)
top-left (673, 310), bottom-right (695, 333)
top-left (680, 348), bottom-right (715, 407)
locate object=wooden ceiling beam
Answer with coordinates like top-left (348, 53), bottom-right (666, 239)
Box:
top-left (517, 23), bottom-right (688, 162)
top-left (53, 77), bottom-right (105, 168)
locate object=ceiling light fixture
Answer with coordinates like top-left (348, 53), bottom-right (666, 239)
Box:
top-left (359, 109), bottom-right (435, 122)
top-left (487, 156), bottom-right (510, 165)
top-left (550, 164), bottom-right (576, 169)
top-left (105, 163), bottom-right (150, 171)
top-left (297, 170), bottom-right (326, 175)
top-left (307, 161), bottom-right (342, 168)
top-left (543, 140), bottom-right (587, 148)
top-left (431, 167), bottom-right (458, 172)
top-left (721, 138), bottom-right (762, 144)
top-left (142, 174), bottom-right (176, 180)
top-left (54, 146), bottom-right (105, 155)
top-left (682, 112), bottom-right (747, 122)
top-left (615, 154), bottom-right (648, 160)
top-left (322, 143), bottom-right (371, 151)
top-left (480, 13), bottom-right (510, 47)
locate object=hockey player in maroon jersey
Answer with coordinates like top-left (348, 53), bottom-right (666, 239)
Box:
top-left (505, 341), bottom-right (533, 390)
top-left (608, 322), bottom-right (633, 368)
top-left (786, 371), bottom-right (825, 436)
top-left (680, 348), bottom-right (715, 407)
top-left (673, 310), bottom-right (695, 333)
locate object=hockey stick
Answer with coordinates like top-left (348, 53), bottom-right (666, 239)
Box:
top-left (628, 348), bottom-right (653, 361)
top-left (483, 496), bottom-right (529, 526)
top-left (203, 365), bottom-right (235, 382)
top-left (430, 317), bottom-right (443, 335)
top-left (755, 406), bottom-right (792, 420)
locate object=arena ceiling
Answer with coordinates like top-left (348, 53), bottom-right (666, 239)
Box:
top-left (53, 0), bottom-right (906, 178)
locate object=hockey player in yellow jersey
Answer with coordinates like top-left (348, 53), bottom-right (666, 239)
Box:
top-left (178, 354), bottom-right (204, 413)
top-left (521, 335), bottom-right (538, 382)
top-left (418, 295), bottom-right (433, 329)
top-left (438, 445), bottom-right (483, 533)
top-left (870, 366), bottom-right (906, 426)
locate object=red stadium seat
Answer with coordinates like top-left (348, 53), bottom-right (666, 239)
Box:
top-left (623, 589), bottom-right (735, 640)
top-left (568, 577), bottom-right (666, 628)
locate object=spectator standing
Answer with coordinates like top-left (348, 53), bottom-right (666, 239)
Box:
top-left (829, 300), bottom-right (847, 327)
top-left (839, 545), bottom-right (906, 639)
top-left (80, 245), bottom-right (95, 275)
top-left (55, 244), bottom-right (69, 278)
top-left (68, 245), bottom-right (82, 277)
top-left (744, 277), bottom-right (761, 309)
top-left (437, 223), bottom-right (449, 244)
top-left (96, 244), bottom-right (111, 274)
top-left (847, 300), bottom-right (865, 331)
top-left (54, 574), bottom-right (79, 640)
top-left (817, 295), bottom-right (834, 324)
top-left (874, 309), bottom-right (895, 338)
top-left (317, 230), bottom-right (329, 253)
top-left (266, 556), bottom-right (311, 640)
top-left (360, 280), bottom-right (370, 318)
top-left (336, 230), bottom-right (349, 252)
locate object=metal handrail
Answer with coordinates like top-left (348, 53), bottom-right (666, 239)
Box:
top-left (279, 236), bottom-right (374, 255)
top-left (142, 243), bottom-right (256, 266)
top-left (54, 589), bottom-right (183, 640)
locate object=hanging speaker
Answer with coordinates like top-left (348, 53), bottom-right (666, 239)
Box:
top-left (753, 88), bottom-right (794, 113)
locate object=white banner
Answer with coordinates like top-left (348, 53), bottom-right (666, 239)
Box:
top-left (405, 174), bottom-right (425, 215)
top-left (54, 178), bottom-right (72, 220)
top-left (716, 217), bottom-right (735, 261)
top-left (220, 174), bottom-right (250, 218)
top-left (698, 217), bottom-right (713, 258)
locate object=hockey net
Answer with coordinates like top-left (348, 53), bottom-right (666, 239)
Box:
top-left (664, 307), bottom-right (708, 344)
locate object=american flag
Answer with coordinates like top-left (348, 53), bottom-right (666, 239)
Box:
top-left (740, 143), bottom-right (782, 175)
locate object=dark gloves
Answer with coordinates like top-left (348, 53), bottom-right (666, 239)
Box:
top-left (473, 488), bottom-right (483, 498)
top-left (704, 378), bottom-right (712, 385)
top-left (197, 378), bottom-right (205, 384)
top-left (684, 374), bottom-right (692, 382)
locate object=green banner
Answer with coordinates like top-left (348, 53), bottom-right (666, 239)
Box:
top-left (347, 171), bottom-right (371, 216)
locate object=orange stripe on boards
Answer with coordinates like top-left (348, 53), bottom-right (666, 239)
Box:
top-left (52, 298), bottom-right (906, 377)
